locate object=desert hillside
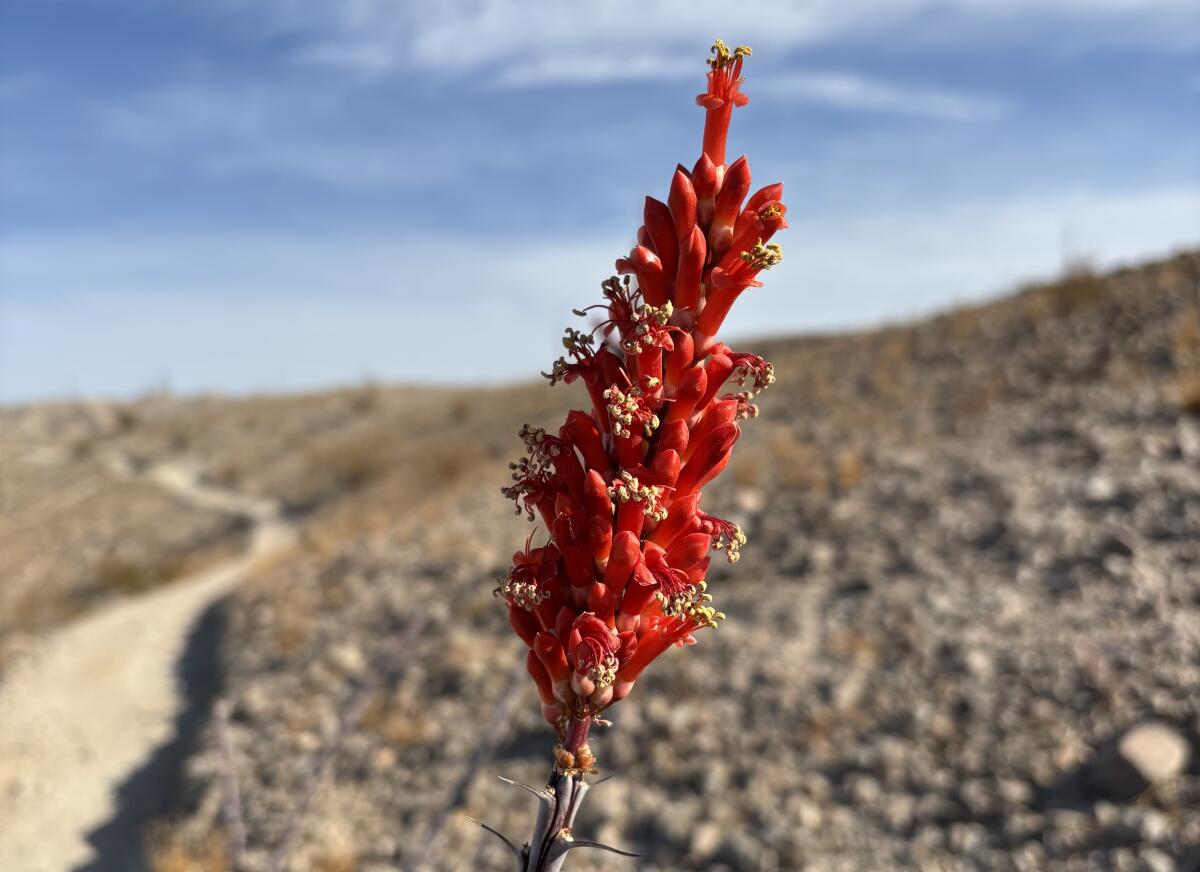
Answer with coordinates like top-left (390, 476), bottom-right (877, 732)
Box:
top-left (2, 251), bottom-right (1198, 871)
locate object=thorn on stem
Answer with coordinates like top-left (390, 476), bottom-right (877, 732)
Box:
top-left (497, 775), bottom-right (551, 800)
top-left (564, 839), bottom-right (640, 858)
top-left (467, 816), bottom-right (523, 861)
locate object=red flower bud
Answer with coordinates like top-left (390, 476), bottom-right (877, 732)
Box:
top-left (692, 152), bottom-right (718, 228)
top-left (509, 604), bottom-right (541, 647)
top-left (698, 352), bottom-right (735, 410)
top-left (664, 365), bottom-right (707, 425)
top-left (643, 196), bottom-right (678, 289)
top-left (708, 155), bottom-right (752, 256)
top-left (603, 530), bottom-right (641, 596)
top-left (675, 422), bottom-right (739, 497)
top-left (664, 332), bottom-right (695, 386)
top-left (563, 410), bottom-right (610, 474)
top-left (668, 168), bottom-right (697, 242)
top-left (744, 182), bottom-right (784, 214)
top-left (657, 418), bottom-right (690, 457)
top-left (673, 224), bottom-right (706, 311)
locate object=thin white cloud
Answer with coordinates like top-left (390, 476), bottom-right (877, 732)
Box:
top-left (222, 0), bottom-right (1199, 82)
top-left (92, 82), bottom-right (517, 188)
top-left (490, 55), bottom-right (694, 89)
top-left (4, 185), bottom-right (1197, 402)
top-left (758, 72), bottom-right (1009, 121)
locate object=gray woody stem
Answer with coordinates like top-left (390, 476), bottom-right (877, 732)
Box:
top-left (484, 769), bottom-right (637, 871)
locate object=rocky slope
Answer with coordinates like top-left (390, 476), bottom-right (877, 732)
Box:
top-left (6, 251), bottom-right (1199, 871)
top-left (148, 251), bottom-right (1200, 871)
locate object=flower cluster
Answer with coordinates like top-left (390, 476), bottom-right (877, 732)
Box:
top-left (499, 40), bottom-right (785, 769)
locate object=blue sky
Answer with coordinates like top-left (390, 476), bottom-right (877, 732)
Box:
top-left (2, 0), bottom-right (1198, 402)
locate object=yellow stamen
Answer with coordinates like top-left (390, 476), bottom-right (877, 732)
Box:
top-left (740, 239), bottom-right (783, 270)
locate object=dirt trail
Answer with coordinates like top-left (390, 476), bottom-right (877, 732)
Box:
top-left (0, 456), bottom-right (295, 872)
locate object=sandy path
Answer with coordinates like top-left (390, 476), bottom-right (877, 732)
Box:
top-left (0, 458), bottom-right (295, 871)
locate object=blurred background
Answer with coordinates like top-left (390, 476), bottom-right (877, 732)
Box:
top-left (1, 2), bottom-right (1198, 871)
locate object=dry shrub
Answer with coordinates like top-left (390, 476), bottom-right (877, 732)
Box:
top-left (273, 586), bottom-right (315, 654)
top-left (1022, 266), bottom-right (1104, 323)
top-left (145, 822), bottom-right (228, 872)
top-left (1172, 309), bottom-right (1200, 413)
top-left (732, 454), bottom-right (763, 486)
top-left (1176, 374), bottom-right (1200, 415)
top-left (834, 448), bottom-right (865, 490)
top-left (1173, 309), bottom-right (1200, 361)
top-left (93, 553), bottom-right (189, 596)
top-left (768, 428), bottom-right (830, 494)
top-left (868, 331), bottom-right (915, 403)
top-left (349, 383), bottom-right (382, 415)
top-left (312, 435), bottom-right (391, 494)
top-left (360, 692), bottom-right (431, 748)
top-left (313, 853), bottom-right (360, 872)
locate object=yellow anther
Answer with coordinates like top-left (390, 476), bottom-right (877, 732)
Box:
top-left (607, 470), bottom-right (668, 521)
top-left (740, 239), bottom-right (783, 270)
top-left (708, 40), bottom-right (752, 68)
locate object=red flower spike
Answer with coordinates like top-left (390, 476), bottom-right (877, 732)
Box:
top-left (501, 39), bottom-right (783, 761)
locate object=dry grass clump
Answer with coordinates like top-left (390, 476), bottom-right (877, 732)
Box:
top-left (1021, 261), bottom-right (1107, 318)
top-left (753, 427), bottom-right (868, 495)
top-left (146, 822), bottom-right (228, 872)
top-left (1172, 309), bottom-right (1200, 414)
top-left (92, 553), bottom-right (191, 597)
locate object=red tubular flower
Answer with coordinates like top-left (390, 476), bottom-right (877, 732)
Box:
top-left (696, 40), bottom-right (751, 172)
top-left (503, 39), bottom-right (786, 760)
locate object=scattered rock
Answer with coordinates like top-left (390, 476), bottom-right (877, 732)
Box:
top-left (1094, 722), bottom-right (1191, 799)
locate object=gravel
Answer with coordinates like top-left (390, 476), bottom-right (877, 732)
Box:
top-left (162, 252), bottom-right (1200, 870)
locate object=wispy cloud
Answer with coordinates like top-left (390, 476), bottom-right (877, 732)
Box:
top-left (228, 0), bottom-right (1199, 81)
top-left (92, 82), bottom-right (515, 189)
top-left (490, 55), bottom-right (694, 89)
top-left (759, 71), bottom-right (1009, 121)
